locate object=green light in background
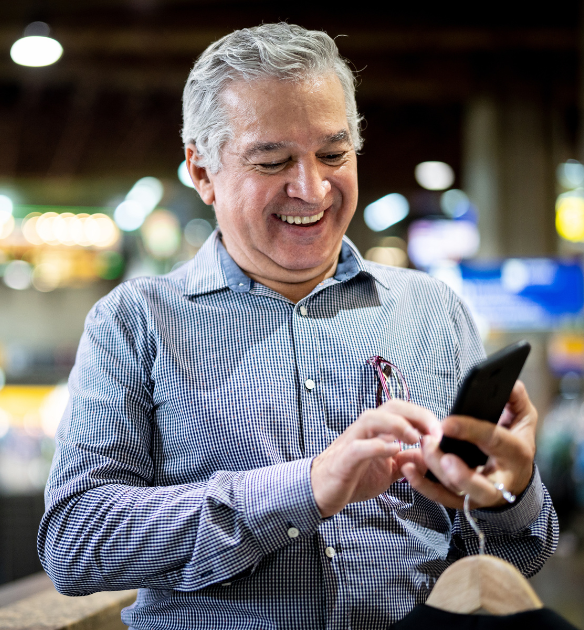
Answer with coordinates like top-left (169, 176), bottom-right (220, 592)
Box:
top-left (95, 251), bottom-right (125, 280)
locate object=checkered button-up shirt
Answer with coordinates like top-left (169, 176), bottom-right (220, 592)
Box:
top-left (39, 231), bottom-right (558, 630)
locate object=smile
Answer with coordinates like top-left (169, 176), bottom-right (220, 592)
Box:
top-left (275, 211), bottom-right (325, 225)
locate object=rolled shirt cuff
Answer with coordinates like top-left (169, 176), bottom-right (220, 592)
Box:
top-left (471, 465), bottom-right (544, 533)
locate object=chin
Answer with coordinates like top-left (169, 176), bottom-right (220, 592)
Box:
top-left (275, 257), bottom-right (330, 275)
top-left (270, 246), bottom-right (326, 268)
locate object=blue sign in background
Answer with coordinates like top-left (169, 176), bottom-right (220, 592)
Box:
top-left (458, 259), bottom-right (584, 330)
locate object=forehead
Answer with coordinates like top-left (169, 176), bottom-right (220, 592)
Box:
top-left (220, 74), bottom-right (349, 150)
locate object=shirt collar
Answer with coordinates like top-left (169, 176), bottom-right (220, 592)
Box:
top-left (181, 228), bottom-right (389, 297)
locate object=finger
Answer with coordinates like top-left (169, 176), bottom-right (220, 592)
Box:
top-left (352, 409), bottom-right (424, 445)
top-left (344, 437), bottom-right (401, 464)
top-left (441, 415), bottom-right (530, 464)
top-left (439, 454), bottom-right (508, 507)
top-left (499, 381), bottom-right (536, 430)
top-left (401, 462), bottom-right (465, 510)
top-left (402, 453), bottom-right (507, 509)
top-left (394, 447), bottom-right (426, 471)
top-left (420, 434), bottom-right (460, 489)
top-left (379, 400), bottom-right (443, 439)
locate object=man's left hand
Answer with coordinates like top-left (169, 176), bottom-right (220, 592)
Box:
top-left (399, 380), bottom-right (537, 509)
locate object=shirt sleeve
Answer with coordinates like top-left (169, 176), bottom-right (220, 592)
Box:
top-left (37, 288), bottom-right (323, 596)
top-left (443, 286), bottom-right (559, 577)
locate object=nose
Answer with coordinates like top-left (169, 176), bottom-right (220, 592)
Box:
top-left (285, 158), bottom-right (331, 205)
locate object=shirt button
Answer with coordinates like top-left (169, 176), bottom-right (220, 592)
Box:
top-left (300, 306), bottom-right (308, 316)
top-left (304, 379), bottom-right (315, 391)
top-left (287, 527), bottom-right (300, 538)
top-left (325, 546), bottom-right (336, 558)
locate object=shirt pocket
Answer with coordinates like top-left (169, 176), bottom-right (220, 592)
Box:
top-left (408, 367), bottom-right (456, 421)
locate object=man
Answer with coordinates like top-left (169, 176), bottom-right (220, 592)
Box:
top-left (39, 23), bottom-right (557, 629)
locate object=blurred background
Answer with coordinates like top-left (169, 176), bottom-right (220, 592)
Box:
top-left (0, 0), bottom-right (583, 626)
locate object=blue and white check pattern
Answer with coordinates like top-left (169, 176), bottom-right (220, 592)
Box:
top-left (39, 231), bottom-right (558, 630)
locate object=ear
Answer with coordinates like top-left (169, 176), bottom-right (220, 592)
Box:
top-left (185, 144), bottom-right (215, 205)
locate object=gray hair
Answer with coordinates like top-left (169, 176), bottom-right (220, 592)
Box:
top-left (182, 22), bottom-right (364, 173)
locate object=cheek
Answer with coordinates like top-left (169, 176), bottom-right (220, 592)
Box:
top-left (333, 161), bottom-right (358, 198)
top-left (332, 172), bottom-right (358, 213)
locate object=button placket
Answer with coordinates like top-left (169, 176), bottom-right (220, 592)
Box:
top-left (292, 300), bottom-right (327, 457)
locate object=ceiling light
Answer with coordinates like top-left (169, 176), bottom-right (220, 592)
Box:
top-left (415, 161), bottom-right (455, 191)
top-left (10, 22), bottom-right (63, 68)
top-left (364, 194), bottom-right (409, 232)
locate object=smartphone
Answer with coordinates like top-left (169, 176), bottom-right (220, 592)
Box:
top-left (425, 340), bottom-right (531, 482)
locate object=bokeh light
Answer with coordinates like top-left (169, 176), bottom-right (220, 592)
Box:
top-left (36, 211), bottom-right (60, 245)
top-left (364, 247), bottom-right (408, 267)
top-left (364, 194), bottom-right (409, 232)
top-left (415, 161), bottom-right (455, 191)
top-left (0, 194), bottom-right (13, 216)
top-left (114, 177), bottom-right (164, 231)
top-left (126, 177), bottom-right (164, 214)
top-left (0, 193), bottom-right (15, 240)
top-left (32, 263), bottom-right (61, 292)
top-left (95, 251), bottom-right (125, 280)
top-left (114, 200), bottom-right (145, 231)
top-left (556, 192), bottom-right (584, 242)
top-left (0, 214), bottom-right (15, 240)
top-left (21, 211), bottom-right (119, 247)
top-left (39, 384), bottom-right (69, 438)
top-left (408, 219), bottom-right (480, 268)
top-left (0, 409), bottom-right (10, 439)
top-left (440, 189), bottom-right (470, 218)
top-left (184, 218), bottom-right (214, 247)
top-left (10, 36), bottom-right (63, 67)
top-left (556, 160), bottom-right (584, 190)
top-left (22, 213), bottom-right (44, 245)
top-left (141, 210), bottom-right (181, 258)
top-left (501, 259), bottom-right (531, 293)
top-left (178, 161), bottom-right (195, 188)
top-left (4, 260), bottom-right (33, 290)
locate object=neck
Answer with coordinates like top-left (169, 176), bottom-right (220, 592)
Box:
top-left (219, 235), bottom-right (340, 303)
top-left (246, 260), bottom-right (338, 303)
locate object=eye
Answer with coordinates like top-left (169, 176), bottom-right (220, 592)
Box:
top-left (259, 162), bottom-right (286, 170)
top-left (319, 152), bottom-right (348, 164)
top-left (254, 160), bottom-right (289, 173)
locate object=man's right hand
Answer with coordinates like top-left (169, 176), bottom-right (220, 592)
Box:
top-left (310, 400), bottom-right (442, 518)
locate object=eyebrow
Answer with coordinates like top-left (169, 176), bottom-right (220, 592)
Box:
top-left (242, 129), bottom-right (351, 161)
top-left (242, 142), bottom-right (290, 160)
top-left (320, 130), bottom-right (351, 145)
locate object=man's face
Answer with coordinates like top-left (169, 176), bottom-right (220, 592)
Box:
top-left (188, 73), bottom-right (358, 285)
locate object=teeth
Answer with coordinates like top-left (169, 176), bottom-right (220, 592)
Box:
top-left (276, 211), bottom-right (325, 224)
